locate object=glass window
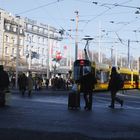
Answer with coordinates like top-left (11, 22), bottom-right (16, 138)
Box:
top-left (5, 35), bottom-right (9, 42)
top-left (12, 48), bottom-right (14, 56)
top-left (5, 47), bottom-right (8, 54)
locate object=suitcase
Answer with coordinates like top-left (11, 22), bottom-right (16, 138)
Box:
top-left (68, 91), bottom-right (80, 110)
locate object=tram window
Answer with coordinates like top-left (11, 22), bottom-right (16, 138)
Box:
top-left (96, 70), bottom-right (101, 80)
top-left (102, 71), bottom-right (110, 83)
top-left (73, 60), bottom-right (91, 81)
top-left (73, 66), bottom-right (91, 81)
top-left (124, 74), bottom-right (131, 81)
top-left (97, 71), bottom-right (109, 83)
top-left (133, 75), bottom-right (139, 81)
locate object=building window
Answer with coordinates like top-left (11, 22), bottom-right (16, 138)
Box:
top-left (42, 48), bottom-right (44, 55)
top-left (12, 48), bottom-right (14, 56)
top-left (20, 28), bottom-right (23, 34)
top-left (5, 23), bottom-right (10, 31)
top-left (44, 29), bottom-right (47, 35)
top-left (5, 47), bottom-right (8, 54)
top-left (32, 35), bottom-right (34, 42)
top-left (33, 26), bottom-right (38, 32)
top-left (27, 24), bottom-right (32, 30)
top-left (38, 37), bottom-right (40, 43)
top-left (5, 35), bottom-right (9, 42)
top-left (12, 25), bottom-right (17, 32)
top-left (19, 38), bottom-right (23, 45)
top-left (39, 28), bottom-right (43, 33)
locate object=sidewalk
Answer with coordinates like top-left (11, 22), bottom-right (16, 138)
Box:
top-left (1, 89), bottom-right (140, 140)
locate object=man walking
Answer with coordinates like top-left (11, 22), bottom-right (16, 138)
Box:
top-left (108, 67), bottom-right (124, 109)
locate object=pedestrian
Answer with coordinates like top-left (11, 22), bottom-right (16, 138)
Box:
top-left (27, 73), bottom-right (34, 97)
top-left (0, 65), bottom-right (10, 106)
top-left (45, 78), bottom-right (49, 89)
top-left (108, 67), bottom-right (124, 109)
top-left (18, 73), bottom-right (27, 96)
top-left (80, 68), bottom-right (97, 110)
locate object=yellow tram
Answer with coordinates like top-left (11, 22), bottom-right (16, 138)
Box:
top-left (73, 59), bottom-right (139, 91)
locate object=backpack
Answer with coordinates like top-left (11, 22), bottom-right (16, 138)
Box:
top-left (116, 74), bottom-right (124, 90)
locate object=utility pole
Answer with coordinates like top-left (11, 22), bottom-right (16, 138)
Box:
top-left (111, 46), bottom-right (113, 66)
top-left (47, 25), bottom-right (50, 79)
top-left (115, 47), bottom-right (118, 67)
top-left (75, 10), bottom-right (79, 60)
top-left (28, 37), bottom-right (32, 70)
top-left (128, 39), bottom-right (130, 69)
top-left (15, 15), bottom-right (20, 89)
top-left (98, 21), bottom-right (101, 63)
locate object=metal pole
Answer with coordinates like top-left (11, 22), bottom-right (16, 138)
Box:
top-left (128, 39), bottom-right (130, 69)
top-left (75, 11), bottom-right (79, 60)
top-left (47, 25), bottom-right (50, 79)
top-left (111, 46), bottom-right (113, 66)
top-left (115, 47), bottom-right (118, 67)
top-left (98, 21), bottom-right (101, 63)
top-left (15, 16), bottom-right (20, 89)
top-left (28, 37), bottom-right (31, 70)
top-left (69, 32), bottom-right (72, 69)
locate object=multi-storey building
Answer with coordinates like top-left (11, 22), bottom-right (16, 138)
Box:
top-left (0, 9), bottom-right (62, 76)
top-left (24, 17), bottom-right (62, 73)
top-left (0, 9), bottom-right (25, 71)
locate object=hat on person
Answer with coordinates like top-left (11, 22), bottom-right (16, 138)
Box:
top-left (111, 66), bottom-right (117, 72)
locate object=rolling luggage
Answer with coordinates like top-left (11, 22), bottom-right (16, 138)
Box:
top-left (68, 91), bottom-right (80, 109)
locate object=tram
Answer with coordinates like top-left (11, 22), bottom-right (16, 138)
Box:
top-left (72, 36), bottom-right (139, 91)
top-left (73, 59), bottom-right (140, 91)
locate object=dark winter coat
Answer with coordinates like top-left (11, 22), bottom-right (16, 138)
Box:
top-left (0, 69), bottom-right (9, 90)
top-left (18, 74), bottom-right (27, 90)
top-left (108, 72), bottom-right (119, 91)
top-left (80, 72), bottom-right (97, 93)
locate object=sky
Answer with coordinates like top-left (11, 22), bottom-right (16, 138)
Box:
top-left (1, 0), bottom-right (140, 60)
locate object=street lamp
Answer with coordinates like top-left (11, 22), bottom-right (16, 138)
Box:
top-left (75, 10), bottom-right (79, 60)
top-left (28, 37), bottom-right (32, 70)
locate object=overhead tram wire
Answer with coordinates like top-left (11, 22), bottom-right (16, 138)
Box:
top-left (71, 0), bottom-right (91, 3)
top-left (17, 0), bottom-right (64, 15)
top-left (80, 0), bottom-right (134, 37)
top-left (17, 0), bottom-right (73, 39)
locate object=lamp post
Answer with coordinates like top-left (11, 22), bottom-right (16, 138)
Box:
top-left (68, 19), bottom-right (75, 69)
top-left (75, 10), bottom-right (79, 60)
top-left (47, 25), bottom-right (50, 79)
top-left (28, 37), bottom-right (32, 70)
top-left (15, 15), bottom-right (20, 89)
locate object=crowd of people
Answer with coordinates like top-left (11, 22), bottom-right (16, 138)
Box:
top-left (0, 64), bottom-right (132, 110)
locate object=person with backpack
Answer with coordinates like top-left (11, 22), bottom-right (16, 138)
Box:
top-left (108, 67), bottom-right (124, 109)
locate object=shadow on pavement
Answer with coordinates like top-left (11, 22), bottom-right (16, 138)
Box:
top-left (0, 128), bottom-right (139, 140)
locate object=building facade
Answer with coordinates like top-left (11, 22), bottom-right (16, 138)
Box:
top-left (0, 9), bottom-right (62, 76)
top-left (0, 9), bottom-right (25, 71)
